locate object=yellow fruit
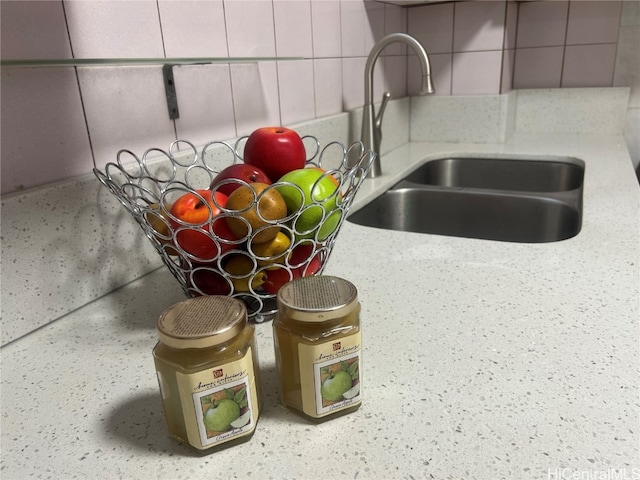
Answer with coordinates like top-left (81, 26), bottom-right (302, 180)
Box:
top-left (224, 255), bottom-right (266, 292)
top-left (250, 231), bottom-right (291, 266)
top-left (145, 203), bottom-right (179, 256)
top-left (225, 183), bottom-right (287, 243)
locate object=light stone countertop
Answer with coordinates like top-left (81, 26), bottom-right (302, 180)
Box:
top-left (2, 129), bottom-right (639, 479)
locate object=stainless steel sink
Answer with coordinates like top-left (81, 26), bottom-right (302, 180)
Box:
top-left (403, 157), bottom-right (584, 192)
top-left (348, 156), bottom-right (584, 243)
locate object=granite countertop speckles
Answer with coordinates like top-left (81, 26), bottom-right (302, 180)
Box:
top-left (2, 99), bottom-right (639, 478)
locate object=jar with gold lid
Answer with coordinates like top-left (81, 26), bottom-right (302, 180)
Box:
top-left (273, 275), bottom-right (361, 421)
top-left (152, 295), bottom-right (261, 452)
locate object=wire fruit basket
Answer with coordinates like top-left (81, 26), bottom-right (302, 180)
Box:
top-left (94, 134), bottom-right (374, 322)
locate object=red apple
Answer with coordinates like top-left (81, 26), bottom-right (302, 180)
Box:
top-left (262, 266), bottom-right (293, 295)
top-left (189, 267), bottom-right (233, 296)
top-left (262, 244), bottom-right (322, 294)
top-left (210, 163), bottom-right (272, 196)
top-left (243, 127), bottom-right (306, 182)
top-left (169, 189), bottom-right (236, 260)
top-left (289, 243), bottom-right (322, 277)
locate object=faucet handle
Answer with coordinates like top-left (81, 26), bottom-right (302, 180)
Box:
top-left (375, 92), bottom-right (391, 129)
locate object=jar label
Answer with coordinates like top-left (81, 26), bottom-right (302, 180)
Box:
top-left (298, 332), bottom-right (362, 418)
top-left (175, 347), bottom-right (258, 450)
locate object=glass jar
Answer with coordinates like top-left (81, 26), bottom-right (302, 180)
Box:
top-left (273, 275), bottom-right (361, 421)
top-left (152, 296), bottom-right (261, 452)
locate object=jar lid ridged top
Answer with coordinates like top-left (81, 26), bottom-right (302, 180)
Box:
top-left (277, 275), bottom-right (358, 322)
top-left (157, 296), bottom-right (247, 349)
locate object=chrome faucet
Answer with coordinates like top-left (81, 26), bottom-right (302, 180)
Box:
top-left (362, 33), bottom-right (435, 178)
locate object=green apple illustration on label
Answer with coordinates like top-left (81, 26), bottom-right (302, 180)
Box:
top-left (320, 370), bottom-right (353, 402)
top-left (203, 398), bottom-right (240, 432)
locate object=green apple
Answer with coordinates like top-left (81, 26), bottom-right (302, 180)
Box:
top-left (320, 370), bottom-right (352, 402)
top-left (276, 168), bottom-right (341, 240)
top-left (203, 398), bottom-right (240, 432)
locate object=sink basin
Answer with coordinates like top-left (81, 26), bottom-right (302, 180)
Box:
top-left (403, 157), bottom-right (584, 192)
top-left (348, 156), bottom-right (584, 243)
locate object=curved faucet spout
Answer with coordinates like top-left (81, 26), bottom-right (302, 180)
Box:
top-left (362, 33), bottom-right (435, 178)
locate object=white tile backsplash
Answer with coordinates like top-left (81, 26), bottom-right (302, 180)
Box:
top-left (451, 51), bottom-right (503, 95)
top-left (157, 0), bottom-right (228, 57)
top-left (0, 1), bottom-right (71, 59)
top-left (65, 0), bottom-right (165, 58)
top-left (278, 59), bottom-right (316, 125)
top-left (314, 58), bottom-right (343, 118)
top-left (311, 0), bottom-right (343, 58)
top-left (566, 0), bottom-right (622, 45)
top-left (173, 64), bottom-right (237, 144)
top-left (225, 0), bottom-right (276, 57)
top-left (407, 3), bottom-right (454, 55)
top-left (453, 1), bottom-right (506, 52)
top-left (0, 67), bottom-right (92, 193)
top-left (78, 66), bottom-right (176, 172)
top-left (230, 62), bottom-right (281, 136)
top-left (274, 0), bottom-right (313, 58)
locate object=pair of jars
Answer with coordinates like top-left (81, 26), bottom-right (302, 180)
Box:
top-left (152, 275), bottom-right (362, 453)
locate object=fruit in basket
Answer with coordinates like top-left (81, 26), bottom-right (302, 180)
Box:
top-left (169, 189), bottom-right (235, 260)
top-left (209, 164), bottom-right (272, 196)
top-left (276, 168), bottom-right (341, 240)
top-left (262, 244), bottom-right (322, 294)
top-left (250, 231), bottom-right (291, 266)
top-left (189, 266), bottom-right (233, 296)
top-left (145, 203), bottom-right (179, 256)
top-left (225, 182), bottom-right (287, 244)
top-left (223, 255), bottom-right (267, 292)
top-left (243, 127), bottom-right (306, 181)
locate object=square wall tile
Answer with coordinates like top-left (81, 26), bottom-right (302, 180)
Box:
top-left (77, 67), bottom-right (176, 170)
top-left (453, 1), bottom-right (506, 52)
top-left (278, 60), bottom-right (316, 125)
top-left (1, 1), bottom-right (71, 59)
top-left (1, 68), bottom-right (92, 193)
top-left (516, 1), bottom-right (569, 48)
top-left (364, 1), bottom-right (386, 53)
top-left (513, 46), bottom-right (564, 89)
top-left (311, 0), bottom-right (342, 58)
top-left (341, 1), bottom-right (368, 57)
top-left (342, 57), bottom-right (366, 111)
top-left (408, 53), bottom-right (452, 96)
top-left (314, 58), bottom-right (343, 118)
top-left (407, 3), bottom-right (454, 54)
top-left (230, 62), bottom-right (280, 136)
top-left (562, 44), bottom-right (617, 87)
top-left (504, 1), bottom-right (519, 51)
top-left (173, 65), bottom-right (236, 146)
top-left (566, 0), bottom-right (622, 45)
top-left (157, 0), bottom-right (228, 57)
top-left (274, 0), bottom-right (313, 58)
top-left (65, 1), bottom-right (164, 58)
top-left (225, 1), bottom-right (276, 57)
top-left (452, 51), bottom-right (502, 95)
top-left (383, 4), bottom-right (408, 55)
top-left (381, 55), bottom-right (408, 98)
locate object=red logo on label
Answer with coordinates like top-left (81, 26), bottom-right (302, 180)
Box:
top-left (213, 369), bottom-right (223, 378)
top-left (333, 342), bottom-right (341, 351)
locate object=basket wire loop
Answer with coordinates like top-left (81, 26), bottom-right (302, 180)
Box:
top-left (94, 135), bottom-right (374, 322)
